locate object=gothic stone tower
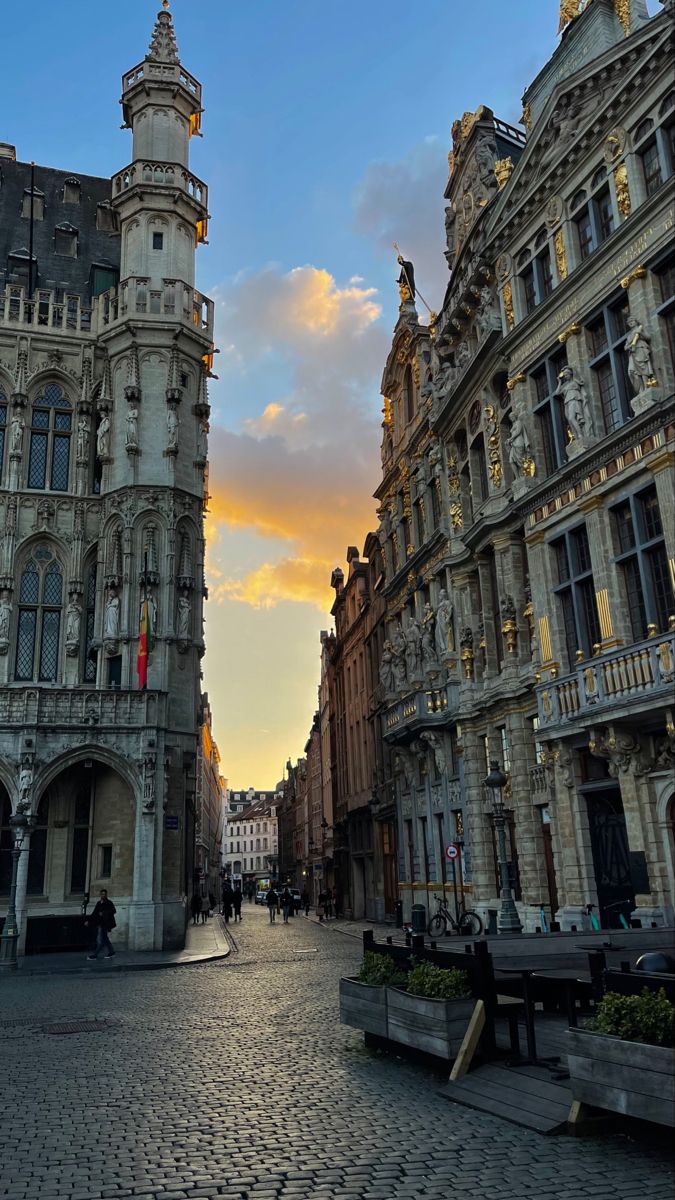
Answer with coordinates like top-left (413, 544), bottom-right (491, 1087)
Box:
top-left (0, 3), bottom-right (213, 953)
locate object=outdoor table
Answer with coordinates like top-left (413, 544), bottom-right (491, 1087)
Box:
top-left (494, 967), bottom-right (540, 1063)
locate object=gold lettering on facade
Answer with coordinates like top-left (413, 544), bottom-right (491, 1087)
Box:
top-left (614, 163), bottom-right (631, 218)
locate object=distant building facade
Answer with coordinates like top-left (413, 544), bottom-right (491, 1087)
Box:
top-left (221, 789), bottom-right (279, 891)
top-left (195, 696), bottom-right (225, 903)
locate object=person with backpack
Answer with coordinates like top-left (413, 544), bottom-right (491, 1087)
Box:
top-left (266, 885), bottom-right (278, 923)
top-left (85, 889), bottom-right (117, 960)
top-left (280, 887), bottom-right (293, 924)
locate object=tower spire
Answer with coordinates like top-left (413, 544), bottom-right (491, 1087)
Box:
top-left (148, 1), bottom-right (180, 64)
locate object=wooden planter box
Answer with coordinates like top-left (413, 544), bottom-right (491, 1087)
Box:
top-left (386, 986), bottom-right (475, 1059)
top-left (567, 1027), bottom-right (675, 1128)
top-left (339, 977), bottom-right (388, 1037)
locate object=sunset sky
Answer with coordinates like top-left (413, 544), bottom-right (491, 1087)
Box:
top-left (9, 1), bottom-right (656, 787)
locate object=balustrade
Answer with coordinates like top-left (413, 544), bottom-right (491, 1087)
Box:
top-left (0, 286), bottom-right (92, 335)
top-left (536, 631), bottom-right (675, 727)
top-left (93, 277), bottom-right (213, 339)
top-left (0, 686), bottom-right (165, 729)
top-left (112, 160), bottom-right (208, 209)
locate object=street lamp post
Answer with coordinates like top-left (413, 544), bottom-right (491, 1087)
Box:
top-left (0, 810), bottom-right (30, 971)
top-left (484, 761), bottom-right (522, 934)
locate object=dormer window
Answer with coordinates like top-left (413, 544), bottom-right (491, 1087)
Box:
top-left (54, 223), bottom-right (78, 257)
top-left (96, 203), bottom-right (119, 233)
top-left (21, 188), bottom-right (44, 220)
top-left (63, 178), bottom-right (81, 204)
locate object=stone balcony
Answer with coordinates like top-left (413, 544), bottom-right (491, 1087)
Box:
top-left (382, 678), bottom-right (459, 742)
top-left (112, 160), bottom-right (208, 214)
top-left (123, 59), bottom-right (202, 105)
top-left (0, 286), bottom-right (93, 336)
top-left (535, 630), bottom-right (675, 731)
top-left (0, 686), bottom-right (167, 731)
top-left (93, 277), bottom-right (214, 341)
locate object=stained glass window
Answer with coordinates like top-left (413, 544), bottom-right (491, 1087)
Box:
top-left (27, 384), bottom-right (72, 493)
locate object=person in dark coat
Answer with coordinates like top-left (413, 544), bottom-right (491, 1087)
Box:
top-left (85, 889), bottom-right (117, 960)
top-left (208, 890), bottom-right (216, 915)
top-left (232, 886), bottom-right (243, 921)
top-left (280, 887), bottom-right (293, 924)
top-left (221, 883), bottom-right (234, 924)
top-left (266, 886), bottom-right (278, 923)
top-left (301, 888), bottom-right (310, 916)
top-left (190, 892), bottom-right (202, 925)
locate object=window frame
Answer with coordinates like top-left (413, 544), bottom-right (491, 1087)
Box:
top-left (531, 346), bottom-right (568, 475)
top-left (26, 383), bottom-right (73, 493)
top-left (15, 551), bottom-right (64, 683)
top-left (550, 524), bottom-right (601, 666)
top-left (585, 296), bottom-right (632, 434)
top-left (611, 486), bottom-right (675, 638)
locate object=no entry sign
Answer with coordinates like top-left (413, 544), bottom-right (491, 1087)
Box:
top-left (445, 843), bottom-right (460, 861)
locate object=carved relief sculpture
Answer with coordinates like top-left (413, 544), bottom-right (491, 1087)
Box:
top-left (613, 163), bottom-right (631, 217)
top-left (404, 618), bottom-right (423, 680)
top-left (476, 285), bottom-right (500, 338)
top-left (125, 406), bottom-right (139, 449)
top-left (420, 731), bottom-right (446, 776)
top-left (76, 416), bottom-right (90, 462)
top-left (198, 420), bottom-right (209, 460)
top-left (176, 593), bottom-right (191, 645)
top-left (391, 622), bottom-right (408, 691)
top-left (507, 407), bottom-right (535, 477)
top-left (104, 586), bottom-right (120, 644)
top-left (166, 404), bottom-right (179, 452)
top-left (143, 753), bottom-right (157, 813)
top-left (421, 603), bottom-right (439, 672)
top-left (379, 640), bottom-right (395, 695)
top-left (18, 764), bottom-right (33, 811)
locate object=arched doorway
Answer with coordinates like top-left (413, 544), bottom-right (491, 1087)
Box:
top-left (24, 758), bottom-right (136, 954)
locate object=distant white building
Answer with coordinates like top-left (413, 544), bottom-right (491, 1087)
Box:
top-left (221, 788), bottom-right (280, 891)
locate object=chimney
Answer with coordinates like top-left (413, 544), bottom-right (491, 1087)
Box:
top-left (0, 144), bottom-right (17, 160)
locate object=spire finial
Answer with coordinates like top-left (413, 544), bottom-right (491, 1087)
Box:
top-left (148, 1), bottom-right (180, 63)
top-left (162, 0), bottom-right (170, 9)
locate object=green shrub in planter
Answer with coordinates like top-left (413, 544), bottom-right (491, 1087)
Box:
top-left (590, 988), bottom-right (675, 1048)
top-left (405, 959), bottom-right (471, 1000)
top-left (357, 951), bottom-right (406, 987)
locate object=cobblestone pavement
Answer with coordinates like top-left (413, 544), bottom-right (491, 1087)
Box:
top-left (0, 906), bottom-right (672, 1200)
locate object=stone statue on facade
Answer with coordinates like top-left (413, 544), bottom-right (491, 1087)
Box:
top-left (167, 405), bottom-right (179, 451)
top-left (0, 592), bottom-right (11, 645)
top-left (421, 603), bottom-right (439, 672)
top-left (379, 640), bottom-right (395, 695)
top-left (176, 593), bottom-right (191, 641)
top-left (404, 618), bottom-right (423, 680)
top-left (444, 205), bottom-right (457, 259)
top-left (143, 587), bottom-right (158, 636)
top-left (624, 318), bottom-right (657, 395)
top-left (65, 595), bottom-right (82, 655)
top-left (555, 366), bottom-right (594, 442)
top-left (420, 731), bottom-right (446, 776)
top-left (143, 753), bottom-right (156, 814)
top-left (476, 284), bottom-right (499, 338)
top-left (435, 589), bottom-right (454, 659)
top-left (391, 622), bottom-right (408, 691)
top-left (18, 764), bottom-right (33, 810)
top-left (76, 416), bottom-right (90, 461)
top-left (10, 413), bottom-right (25, 455)
top-left (125, 407), bottom-right (139, 449)
top-left (198, 421), bottom-right (209, 460)
top-left (97, 413), bottom-right (111, 458)
top-left (507, 407), bottom-right (532, 472)
top-left (104, 586), bottom-right (120, 641)
top-left (397, 255), bottom-right (416, 304)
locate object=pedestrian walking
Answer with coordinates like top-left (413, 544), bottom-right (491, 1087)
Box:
top-left (208, 890), bottom-right (216, 916)
top-left (332, 886), bottom-right (341, 919)
top-left (280, 887), bottom-right (293, 924)
top-left (222, 882), bottom-right (234, 924)
top-left (232, 886), bottom-right (243, 921)
top-left (267, 885), bottom-right (278, 923)
top-left (85, 889), bottom-right (117, 960)
top-left (324, 888), bottom-right (333, 919)
top-left (201, 894), bottom-right (209, 924)
top-left (190, 891), bottom-right (202, 926)
top-left (301, 887), bottom-right (310, 916)
top-left (248, 885), bottom-right (254, 903)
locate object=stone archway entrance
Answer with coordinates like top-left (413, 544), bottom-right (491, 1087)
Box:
top-left (22, 759), bottom-right (136, 954)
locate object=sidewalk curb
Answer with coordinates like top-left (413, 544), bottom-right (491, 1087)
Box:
top-left (3, 918), bottom-right (231, 979)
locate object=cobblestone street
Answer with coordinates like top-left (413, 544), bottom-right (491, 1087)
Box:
top-left (0, 907), bottom-right (672, 1200)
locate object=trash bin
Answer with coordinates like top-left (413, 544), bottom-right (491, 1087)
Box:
top-left (411, 903), bottom-right (427, 935)
top-left (395, 899), bottom-right (403, 928)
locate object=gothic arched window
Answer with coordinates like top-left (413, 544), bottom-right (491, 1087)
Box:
top-left (27, 383), bottom-right (72, 492)
top-left (15, 550), bottom-right (63, 682)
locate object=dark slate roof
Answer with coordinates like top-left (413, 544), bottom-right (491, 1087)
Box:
top-left (0, 157), bottom-right (120, 301)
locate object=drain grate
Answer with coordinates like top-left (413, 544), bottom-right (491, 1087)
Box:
top-left (0, 1017), bottom-right (41, 1028)
top-left (43, 1019), bottom-right (114, 1035)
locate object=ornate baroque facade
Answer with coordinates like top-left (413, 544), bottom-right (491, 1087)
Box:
top-left (0, 6), bottom-right (213, 951)
top-left (376, 0), bottom-right (675, 929)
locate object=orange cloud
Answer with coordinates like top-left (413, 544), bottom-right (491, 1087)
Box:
top-left (214, 557), bottom-right (333, 610)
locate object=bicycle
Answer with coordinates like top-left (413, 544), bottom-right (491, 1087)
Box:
top-left (427, 893), bottom-right (483, 938)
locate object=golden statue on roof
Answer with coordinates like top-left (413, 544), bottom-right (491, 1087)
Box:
top-left (558, 0), bottom-right (591, 33)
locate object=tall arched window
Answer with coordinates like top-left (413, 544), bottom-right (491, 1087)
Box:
top-left (15, 549), bottom-right (63, 682)
top-left (27, 383), bottom-right (72, 491)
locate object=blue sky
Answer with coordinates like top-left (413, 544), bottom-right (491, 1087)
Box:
top-left (9, 1), bottom-right (656, 786)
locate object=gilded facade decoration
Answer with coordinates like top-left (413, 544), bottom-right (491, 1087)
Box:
top-left (613, 162), bottom-right (631, 217)
top-left (614, 0), bottom-right (631, 36)
top-left (620, 265), bottom-right (647, 290)
top-left (522, 103), bottom-right (532, 133)
top-left (501, 282), bottom-right (515, 330)
top-left (494, 157), bottom-right (514, 188)
top-left (554, 229), bottom-right (567, 280)
top-left (558, 322), bottom-right (581, 345)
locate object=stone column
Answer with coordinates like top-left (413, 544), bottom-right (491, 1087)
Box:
top-left (548, 744), bottom-right (595, 930)
top-left (647, 450), bottom-right (675, 564)
top-left (460, 725), bottom-right (494, 907)
top-left (14, 833), bottom-right (31, 956)
top-left (128, 757), bottom-right (157, 950)
top-left (507, 709), bottom-right (548, 923)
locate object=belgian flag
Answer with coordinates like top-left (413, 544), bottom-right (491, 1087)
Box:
top-left (137, 596), bottom-right (153, 690)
